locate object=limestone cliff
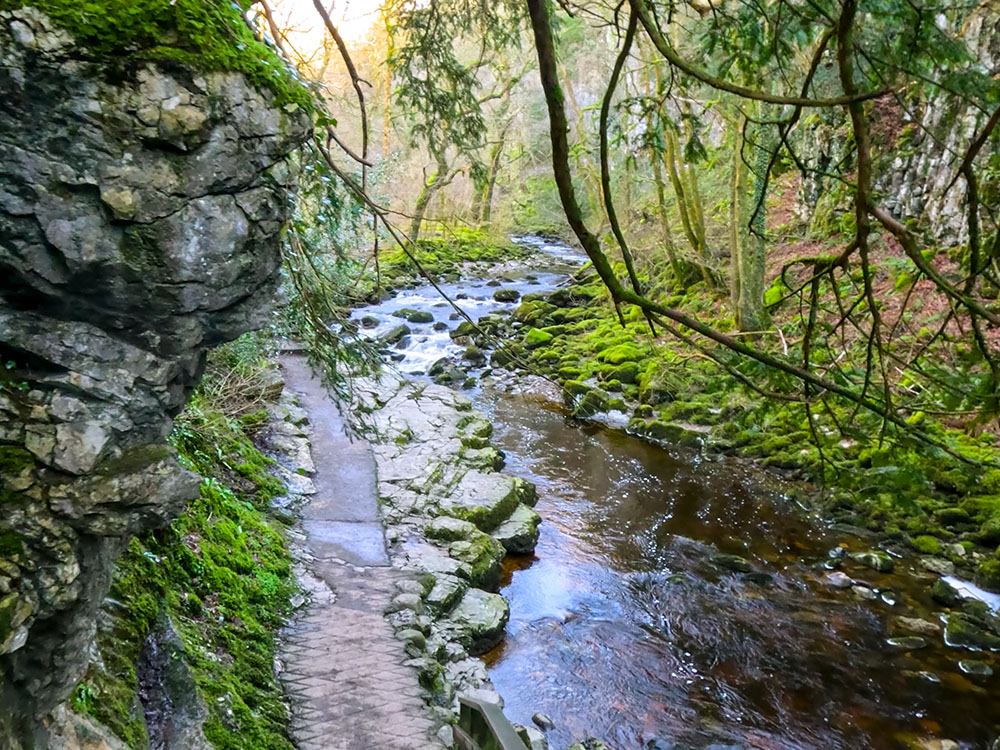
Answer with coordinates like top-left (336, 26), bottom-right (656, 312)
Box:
top-left (0, 7), bottom-right (309, 747)
top-left (795, 2), bottom-right (999, 245)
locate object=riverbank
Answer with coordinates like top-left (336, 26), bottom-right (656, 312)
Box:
top-left (347, 231), bottom-right (1000, 749)
top-left (347, 373), bottom-right (547, 748)
top-left (366, 230), bottom-right (1000, 588)
top-left (470, 259), bottom-right (1000, 592)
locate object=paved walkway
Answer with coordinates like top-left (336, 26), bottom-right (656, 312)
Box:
top-left (279, 357), bottom-right (445, 750)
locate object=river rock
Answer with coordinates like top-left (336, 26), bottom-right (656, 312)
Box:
top-left (438, 588), bottom-right (509, 655)
top-left (944, 614), bottom-right (1000, 650)
top-left (380, 323), bottom-right (411, 344)
top-left (493, 504), bottom-right (542, 554)
top-left (851, 550), bottom-right (895, 573)
top-left (448, 533), bottom-right (506, 591)
top-left (426, 516), bottom-right (479, 542)
top-left (426, 574), bottom-right (468, 615)
top-left (711, 553), bottom-right (753, 574)
top-left (451, 320), bottom-right (476, 338)
top-left (361, 315), bottom-right (380, 328)
top-left (392, 307), bottom-right (433, 323)
top-left (887, 636), bottom-right (929, 650)
top-left (853, 585), bottom-right (877, 600)
top-left (439, 471), bottom-right (533, 530)
top-left (957, 659), bottom-right (993, 676)
top-left (895, 617), bottom-right (941, 636)
top-left (931, 579), bottom-right (962, 606)
top-left (920, 557), bottom-right (955, 576)
top-left (523, 327), bottom-right (554, 349)
top-left (532, 713), bottom-right (556, 730)
top-left (463, 346), bottom-right (488, 367)
top-left (493, 288), bottom-right (521, 302)
top-left (825, 571), bottom-right (853, 588)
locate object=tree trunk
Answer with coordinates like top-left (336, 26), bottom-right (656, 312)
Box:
top-left (664, 127), bottom-right (712, 285)
top-left (409, 152), bottom-right (445, 245)
top-left (480, 139), bottom-right (505, 226)
top-left (729, 113), bottom-right (747, 316)
top-left (736, 124), bottom-right (771, 332)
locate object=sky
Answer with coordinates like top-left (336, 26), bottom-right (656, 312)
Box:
top-left (266, 0), bottom-right (382, 48)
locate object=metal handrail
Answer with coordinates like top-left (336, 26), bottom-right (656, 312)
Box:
top-left (454, 694), bottom-right (530, 750)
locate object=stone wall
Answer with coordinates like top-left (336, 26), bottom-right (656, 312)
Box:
top-left (0, 8), bottom-right (309, 747)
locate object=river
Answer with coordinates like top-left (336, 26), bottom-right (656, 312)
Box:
top-left (350, 236), bottom-right (1000, 750)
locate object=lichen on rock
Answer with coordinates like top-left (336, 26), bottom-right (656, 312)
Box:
top-left (0, 8), bottom-right (310, 747)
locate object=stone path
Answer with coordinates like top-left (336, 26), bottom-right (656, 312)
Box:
top-left (279, 356), bottom-right (446, 750)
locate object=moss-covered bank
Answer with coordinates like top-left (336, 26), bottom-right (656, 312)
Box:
top-left (71, 345), bottom-right (296, 750)
top-left (494, 265), bottom-right (1000, 589)
top-left (370, 227), bottom-right (530, 293)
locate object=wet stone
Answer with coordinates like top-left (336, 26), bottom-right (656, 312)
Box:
top-left (532, 713), bottom-right (556, 730)
top-left (931, 578), bottom-right (962, 607)
top-left (887, 636), bottom-right (929, 650)
top-left (944, 614), bottom-right (1000, 650)
top-left (896, 617), bottom-right (941, 636)
top-left (851, 550), bottom-right (895, 573)
top-left (958, 659), bottom-right (993, 676)
top-left (711, 553), bottom-right (753, 574)
top-left (825, 571), bottom-right (853, 588)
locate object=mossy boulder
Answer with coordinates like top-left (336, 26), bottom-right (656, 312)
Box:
top-left (911, 535), bottom-right (942, 555)
top-left (490, 345), bottom-right (525, 369)
top-left (392, 307), bottom-right (434, 323)
top-left (637, 420), bottom-right (706, 449)
top-left (450, 321), bottom-right (476, 339)
top-left (850, 550), bottom-right (895, 573)
top-left (944, 614), bottom-right (1000, 650)
top-left (574, 389), bottom-right (610, 418)
top-left (493, 289), bottom-right (520, 303)
top-left (379, 323), bottom-right (411, 344)
top-left (638, 369), bottom-right (674, 405)
top-left (931, 578), bottom-right (962, 606)
top-left (513, 300), bottom-right (555, 325)
top-left (598, 361), bottom-right (639, 384)
top-left (523, 328), bottom-right (554, 349)
top-left (935, 507), bottom-right (972, 525)
top-left (492, 504), bottom-right (542, 554)
top-left (438, 588), bottom-right (509, 656)
top-left (448, 532), bottom-right (506, 591)
top-left (597, 343), bottom-right (645, 365)
top-left (439, 471), bottom-right (533, 531)
top-left (426, 516), bottom-right (479, 543)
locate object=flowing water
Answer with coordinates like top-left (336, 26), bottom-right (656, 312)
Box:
top-left (352, 237), bottom-right (1000, 750)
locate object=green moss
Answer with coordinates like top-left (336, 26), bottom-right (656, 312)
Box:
top-left (375, 228), bottom-right (526, 288)
top-left (0, 529), bottom-right (22, 557)
top-left (911, 535), bottom-right (942, 555)
top-left (1, 0), bottom-right (312, 110)
top-left (448, 531), bottom-right (505, 590)
top-left (597, 343), bottom-right (645, 365)
top-left (0, 446), bottom-right (33, 475)
top-left (78, 388), bottom-right (295, 749)
top-left (523, 328), bottom-right (553, 349)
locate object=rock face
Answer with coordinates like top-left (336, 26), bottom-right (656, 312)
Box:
top-left (795, 3), bottom-right (999, 246)
top-left (0, 8), bottom-right (309, 747)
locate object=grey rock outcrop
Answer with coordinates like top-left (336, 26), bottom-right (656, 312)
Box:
top-left (795, 3), bottom-right (999, 246)
top-left (0, 8), bottom-right (309, 747)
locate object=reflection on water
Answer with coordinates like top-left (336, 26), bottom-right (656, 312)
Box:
top-left (476, 396), bottom-right (1000, 750)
